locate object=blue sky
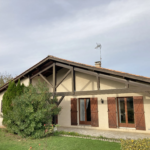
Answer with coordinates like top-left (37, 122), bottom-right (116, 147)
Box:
top-left (0, 0), bottom-right (150, 77)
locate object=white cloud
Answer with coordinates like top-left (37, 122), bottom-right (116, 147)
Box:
top-left (0, 0), bottom-right (150, 77)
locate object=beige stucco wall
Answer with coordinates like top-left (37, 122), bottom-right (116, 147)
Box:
top-left (0, 77), bottom-right (30, 126)
top-left (21, 78), bottom-right (30, 87)
top-left (50, 68), bottom-right (149, 133)
top-left (58, 93), bottom-right (150, 133)
top-left (0, 91), bottom-right (5, 126)
top-left (31, 68), bottom-right (150, 133)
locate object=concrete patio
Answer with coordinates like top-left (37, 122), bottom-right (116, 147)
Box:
top-left (58, 127), bottom-right (150, 140)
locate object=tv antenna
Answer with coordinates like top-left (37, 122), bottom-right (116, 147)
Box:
top-left (95, 43), bottom-right (102, 62)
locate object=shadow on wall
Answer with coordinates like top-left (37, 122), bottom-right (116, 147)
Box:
top-left (58, 98), bottom-right (71, 126)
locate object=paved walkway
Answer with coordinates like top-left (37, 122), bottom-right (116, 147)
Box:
top-left (58, 127), bottom-right (150, 140)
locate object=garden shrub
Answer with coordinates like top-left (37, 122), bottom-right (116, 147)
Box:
top-left (2, 79), bottom-right (24, 125)
top-left (5, 81), bottom-right (61, 138)
top-left (121, 138), bottom-right (150, 150)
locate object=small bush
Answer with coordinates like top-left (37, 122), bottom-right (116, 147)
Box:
top-left (121, 138), bottom-right (150, 150)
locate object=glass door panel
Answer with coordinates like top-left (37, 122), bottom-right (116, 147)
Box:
top-left (117, 97), bottom-right (135, 128)
top-left (80, 99), bottom-right (85, 121)
top-left (86, 99), bottom-right (91, 121)
top-left (118, 98), bottom-right (126, 124)
top-left (79, 98), bottom-right (91, 125)
top-left (127, 97), bottom-right (134, 124)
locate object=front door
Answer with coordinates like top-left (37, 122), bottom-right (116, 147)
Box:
top-left (117, 97), bottom-right (135, 128)
top-left (79, 98), bottom-right (91, 125)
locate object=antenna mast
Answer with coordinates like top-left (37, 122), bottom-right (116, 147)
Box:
top-left (95, 43), bottom-right (102, 63)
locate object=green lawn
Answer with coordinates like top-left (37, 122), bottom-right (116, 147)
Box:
top-left (0, 129), bottom-right (121, 150)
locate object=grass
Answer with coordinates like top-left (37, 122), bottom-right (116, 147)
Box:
top-left (0, 129), bottom-right (121, 150)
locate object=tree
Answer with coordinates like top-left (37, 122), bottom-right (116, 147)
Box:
top-left (2, 80), bottom-right (24, 125)
top-left (5, 81), bottom-right (61, 138)
top-left (2, 81), bottom-right (16, 114)
top-left (16, 79), bottom-right (24, 96)
top-left (0, 72), bottom-right (13, 87)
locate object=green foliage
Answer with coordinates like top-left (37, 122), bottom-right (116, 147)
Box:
top-left (0, 72), bottom-right (13, 87)
top-left (16, 79), bottom-right (24, 96)
top-left (121, 138), bottom-right (150, 150)
top-left (2, 81), bottom-right (15, 112)
top-left (2, 80), bottom-right (24, 125)
top-left (5, 81), bottom-right (61, 139)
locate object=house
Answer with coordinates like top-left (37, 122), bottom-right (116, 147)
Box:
top-left (0, 55), bottom-right (150, 133)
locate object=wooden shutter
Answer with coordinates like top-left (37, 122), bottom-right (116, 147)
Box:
top-left (90, 98), bottom-right (99, 127)
top-left (107, 97), bottom-right (117, 128)
top-left (71, 98), bottom-right (77, 125)
top-left (133, 96), bottom-right (146, 130)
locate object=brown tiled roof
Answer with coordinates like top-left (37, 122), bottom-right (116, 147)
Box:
top-left (0, 55), bottom-right (150, 93)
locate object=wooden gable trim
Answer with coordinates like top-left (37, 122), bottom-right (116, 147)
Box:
top-left (72, 67), bottom-right (75, 94)
top-left (74, 67), bottom-right (98, 76)
top-left (57, 96), bottom-right (65, 106)
top-left (74, 67), bottom-right (127, 84)
top-left (48, 56), bottom-right (150, 83)
top-left (129, 81), bottom-right (150, 88)
top-left (99, 74), bottom-right (127, 84)
top-left (39, 73), bottom-right (53, 88)
top-left (56, 62), bottom-right (73, 69)
top-left (1, 55), bottom-right (150, 94)
top-left (74, 66), bottom-right (150, 89)
top-left (30, 63), bottom-right (53, 79)
top-left (55, 69), bottom-right (71, 88)
top-left (53, 63), bottom-right (56, 93)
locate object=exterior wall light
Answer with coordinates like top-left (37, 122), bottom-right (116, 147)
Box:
top-left (101, 99), bottom-right (104, 104)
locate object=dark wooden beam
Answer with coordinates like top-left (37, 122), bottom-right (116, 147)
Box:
top-left (74, 67), bottom-right (128, 85)
top-left (99, 74), bottom-right (127, 84)
top-left (72, 67), bottom-right (75, 94)
top-left (128, 81), bottom-right (150, 88)
top-left (54, 88), bottom-right (150, 96)
top-left (39, 73), bottom-right (53, 88)
top-left (31, 64), bottom-right (53, 79)
top-left (53, 63), bottom-right (56, 93)
top-left (97, 76), bottom-right (100, 90)
top-left (57, 96), bottom-right (65, 106)
top-left (56, 63), bottom-right (73, 69)
top-left (30, 78), bottom-right (32, 84)
top-left (49, 56), bottom-right (150, 83)
top-left (74, 67), bottom-right (98, 76)
top-left (55, 69), bottom-right (71, 88)
top-left (125, 81), bottom-right (129, 88)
